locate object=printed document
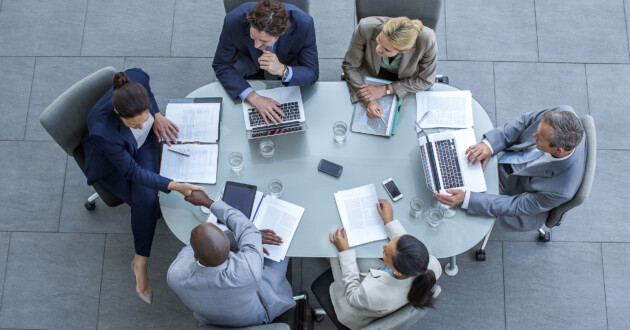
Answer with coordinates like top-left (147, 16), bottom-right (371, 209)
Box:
top-left (416, 90), bottom-right (473, 129)
top-left (160, 144), bottom-right (218, 184)
top-left (164, 102), bottom-right (221, 143)
top-left (351, 76), bottom-right (398, 136)
top-left (334, 184), bottom-right (387, 247)
top-left (252, 194), bottom-right (304, 262)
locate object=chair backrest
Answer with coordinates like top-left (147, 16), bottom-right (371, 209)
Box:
top-left (355, 0), bottom-right (443, 30)
top-left (362, 284), bottom-right (440, 330)
top-left (546, 115), bottom-right (597, 227)
top-left (39, 67), bottom-right (117, 156)
top-left (198, 323), bottom-right (290, 330)
top-left (223, 0), bottom-right (310, 15)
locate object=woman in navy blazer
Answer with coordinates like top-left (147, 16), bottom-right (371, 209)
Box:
top-left (82, 68), bottom-right (202, 304)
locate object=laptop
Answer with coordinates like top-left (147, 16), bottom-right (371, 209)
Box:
top-left (241, 86), bottom-right (307, 139)
top-left (418, 128), bottom-right (487, 194)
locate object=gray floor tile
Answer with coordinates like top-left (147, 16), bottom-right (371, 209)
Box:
top-left (553, 150), bottom-right (630, 242)
top-left (0, 0), bottom-right (86, 56)
top-left (586, 64), bottom-right (630, 149)
top-left (0, 57), bottom-right (35, 140)
top-left (311, 0), bottom-right (354, 59)
top-left (0, 232), bottom-right (9, 309)
top-left (124, 57), bottom-right (214, 112)
top-left (445, 0), bottom-right (538, 61)
top-left (414, 241), bottom-right (504, 330)
top-left (436, 61), bottom-right (496, 125)
top-left (503, 242), bottom-right (607, 329)
top-left (97, 234), bottom-right (195, 329)
top-left (602, 243), bottom-right (630, 330)
top-left (171, 0), bottom-right (224, 57)
top-left (81, 0), bottom-right (175, 56)
top-left (319, 59), bottom-right (343, 81)
top-left (0, 232), bottom-right (104, 329)
top-left (435, 5), bottom-right (447, 61)
top-left (536, 0), bottom-right (629, 63)
top-left (25, 57), bottom-right (125, 141)
top-left (494, 62), bottom-right (589, 126)
top-left (0, 141), bottom-right (66, 232)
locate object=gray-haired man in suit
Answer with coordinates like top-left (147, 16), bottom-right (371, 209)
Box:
top-left (167, 190), bottom-right (295, 327)
top-left (434, 105), bottom-right (586, 231)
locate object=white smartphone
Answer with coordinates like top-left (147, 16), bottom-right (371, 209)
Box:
top-left (383, 178), bottom-right (403, 202)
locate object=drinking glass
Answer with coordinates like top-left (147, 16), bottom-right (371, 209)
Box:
top-left (268, 178), bottom-right (283, 198)
top-left (409, 198), bottom-right (424, 219)
top-left (332, 121), bottom-right (348, 143)
top-left (228, 152), bottom-right (243, 173)
top-left (428, 207), bottom-right (444, 227)
top-left (260, 139), bottom-right (275, 158)
top-left (436, 201), bottom-right (457, 218)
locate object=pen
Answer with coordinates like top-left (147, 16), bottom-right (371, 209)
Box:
top-left (415, 111), bottom-right (432, 131)
top-left (168, 149), bottom-right (190, 157)
top-left (379, 115), bottom-right (388, 127)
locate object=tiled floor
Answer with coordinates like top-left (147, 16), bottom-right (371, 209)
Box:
top-left (0, 0), bottom-right (629, 329)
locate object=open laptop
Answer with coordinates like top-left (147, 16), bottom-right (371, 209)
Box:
top-left (418, 128), bottom-right (487, 194)
top-left (241, 86), bottom-right (307, 139)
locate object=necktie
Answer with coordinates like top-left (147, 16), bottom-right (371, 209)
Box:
top-left (498, 146), bottom-right (544, 164)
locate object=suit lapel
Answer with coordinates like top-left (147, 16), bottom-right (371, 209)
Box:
top-left (275, 21), bottom-right (295, 64)
top-left (109, 112), bottom-right (137, 152)
top-left (370, 27), bottom-right (382, 76)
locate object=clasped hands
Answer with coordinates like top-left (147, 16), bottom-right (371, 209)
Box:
top-left (433, 142), bottom-right (492, 207)
top-left (330, 199), bottom-right (393, 252)
top-left (356, 84), bottom-right (388, 119)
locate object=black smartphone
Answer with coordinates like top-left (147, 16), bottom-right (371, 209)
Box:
top-left (318, 159), bottom-right (343, 178)
top-left (222, 181), bottom-right (257, 219)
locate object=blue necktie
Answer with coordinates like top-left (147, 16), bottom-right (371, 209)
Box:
top-left (499, 146), bottom-right (544, 164)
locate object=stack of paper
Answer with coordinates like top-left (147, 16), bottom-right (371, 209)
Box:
top-left (334, 184), bottom-right (387, 247)
top-left (416, 90), bottom-right (473, 129)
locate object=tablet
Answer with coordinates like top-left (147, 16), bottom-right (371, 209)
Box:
top-left (222, 181), bottom-right (257, 219)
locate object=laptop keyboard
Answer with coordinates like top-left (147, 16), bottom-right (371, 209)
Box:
top-left (435, 139), bottom-right (464, 189)
top-left (251, 124), bottom-right (304, 138)
top-left (248, 101), bottom-right (301, 128)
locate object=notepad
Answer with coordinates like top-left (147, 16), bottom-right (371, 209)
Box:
top-left (334, 184), bottom-right (388, 247)
top-left (416, 90), bottom-right (473, 129)
top-left (351, 77), bottom-right (400, 137)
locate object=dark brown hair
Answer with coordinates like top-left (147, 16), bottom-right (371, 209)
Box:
top-left (112, 72), bottom-right (152, 118)
top-left (246, 0), bottom-right (290, 37)
top-left (393, 235), bottom-right (437, 309)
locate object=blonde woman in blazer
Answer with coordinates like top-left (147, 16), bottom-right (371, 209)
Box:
top-left (327, 199), bottom-right (442, 329)
top-left (342, 16), bottom-right (437, 119)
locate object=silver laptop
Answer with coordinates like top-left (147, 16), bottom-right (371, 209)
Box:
top-left (242, 86), bottom-right (307, 139)
top-left (418, 128), bottom-right (487, 194)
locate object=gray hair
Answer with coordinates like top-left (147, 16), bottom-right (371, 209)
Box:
top-left (542, 110), bottom-right (584, 151)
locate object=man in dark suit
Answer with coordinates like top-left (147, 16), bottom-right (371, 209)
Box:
top-left (212, 0), bottom-right (319, 126)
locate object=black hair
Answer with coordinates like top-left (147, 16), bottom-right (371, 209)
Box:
top-left (392, 234), bottom-right (437, 309)
top-left (111, 72), bottom-right (151, 119)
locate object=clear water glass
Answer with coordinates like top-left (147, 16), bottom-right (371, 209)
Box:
top-left (268, 178), bottom-right (283, 198)
top-left (428, 207), bottom-right (444, 227)
top-left (409, 198), bottom-right (424, 219)
top-left (436, 201), bottom-right (457, 218)
top-left (260, 139), bottom-right (275, 158)
top-left (228, 152), bottom-right (243, 173)
top-left (332, 121), bottom-right (348, 143)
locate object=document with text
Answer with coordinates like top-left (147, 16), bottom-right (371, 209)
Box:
top-left (351, 76), bottom-right (399, 137)
top-left (164, 102), bottom-right (221, 143)
top-left (416, 90), bottom-right (473, 129)
top-left (334, 184), bottom-right (387, 247)
top-left (161, 144), bottom-right (219, 184)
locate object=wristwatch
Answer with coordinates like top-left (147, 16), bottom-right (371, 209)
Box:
top-left (282, 65), bottom-right (290, 81)
top-left (386, 84), bottom-right (392, 95)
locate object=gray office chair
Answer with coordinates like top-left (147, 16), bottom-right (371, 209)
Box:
top-left (475, 115), bottom-right (597, 261)
top-left (39, 66), bottom-right (123, 210)
top-left (198, 323), bottom-right (289, 330)
top-left (223, 0), bottom-right (310, 15)
top-left (355, 0), bottom-right (442, 30)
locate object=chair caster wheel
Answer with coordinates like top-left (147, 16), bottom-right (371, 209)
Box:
top-left (85, 201), bottom-right (96, 210)
top-left (314, 314), bottom-right (325, 323)
top-left (538, 231), bottom-right (551, 242)
top-left (476, 249), bottom-right (486, 261)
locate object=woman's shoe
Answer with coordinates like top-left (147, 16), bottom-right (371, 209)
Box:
top-left (131, 260), bottom-right (153, 304)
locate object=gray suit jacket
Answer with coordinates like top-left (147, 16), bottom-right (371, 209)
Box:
top-left (167, 201), bottom-right (295, 327)
top-left (467, 106), bottom-right (587, 231)
top-left (342, 17), bottom-right (437, 103)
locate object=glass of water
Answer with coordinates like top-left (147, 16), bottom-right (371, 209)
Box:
top-left (260, 139), bottom-right (275, 158)
top-left (268, 178), bottom-right (283, 198)
top-left (332, 121), bottom-right (348, 143)
top-left (228, 152), bottom-right (243, 173)
top-left (428, 207), bottom-right (444, 227)
top-left (409, 198), bottom-right (424, 219)
top-left (435, 201), bottom-right (457, 218)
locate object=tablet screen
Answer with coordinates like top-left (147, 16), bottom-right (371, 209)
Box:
top-left (222, 181), bottom-right (257, 219)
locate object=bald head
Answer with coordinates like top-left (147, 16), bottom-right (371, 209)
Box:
top-left (190, 222), bottom-right (230, 267)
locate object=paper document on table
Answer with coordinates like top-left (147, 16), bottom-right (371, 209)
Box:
top-left (334, 184), bottom-right (387, 247)
top-left (416, 90), bottom-right (473, 129)
top-left (165, 102), bottom-right (221, 143)
top-left (252, 195), bottom-right (304, 262)
top-left (160, 144), bottom-right (218, 184)
top-left (351, 76), bottom-right (399, 137)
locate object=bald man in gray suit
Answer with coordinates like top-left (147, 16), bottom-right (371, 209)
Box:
top-left (434, 105), bottom-right (586, 231)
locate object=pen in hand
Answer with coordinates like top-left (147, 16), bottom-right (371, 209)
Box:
top-left (168, 148), bottom-right (190, 157)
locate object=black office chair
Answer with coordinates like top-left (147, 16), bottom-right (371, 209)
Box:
top-left (223, 0), bottom-right (310, 14)
top-left (39, 66), bottom-right (123, 211)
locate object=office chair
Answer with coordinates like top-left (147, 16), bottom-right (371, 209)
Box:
top-left (39, 66), bottom-right (123, 211)
top-left (223, 0), bottom-right (310, 15)
top-left (475, 115), bottom-right (597, 261)
top-left (198, 323), bottom-right (289, 330)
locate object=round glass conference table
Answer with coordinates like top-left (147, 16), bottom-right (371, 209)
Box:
top-left (160, 80), bottom-right (498, 276)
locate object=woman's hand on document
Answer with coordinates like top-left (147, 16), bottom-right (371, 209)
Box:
top-left (365, 100), bottom-right (384, 119)
top-left (329, 226), bottom-right (350, 252)
top-left (376, 198), bottom-right (393, 224)
top-left (153, 113), bottom-right (179, 146)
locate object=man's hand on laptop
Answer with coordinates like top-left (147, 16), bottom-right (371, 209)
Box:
top-left (433, 189), bottom-right (465, 206)
top-left (466, 142), bottom-right (491, 170)
top-left (246, 92), bottom-right (285, 126)
top-left (365, 100), bottom-right (384, 119)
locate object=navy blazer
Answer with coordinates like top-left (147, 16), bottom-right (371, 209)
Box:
top-left (82, 68), bottom-right (171, 192)
top-left (212, 2), bottom-right (319, 99)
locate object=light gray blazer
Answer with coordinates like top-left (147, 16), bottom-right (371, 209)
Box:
top-left (329, 220), bottom-right (442, 330)
top-left (342, 16), bottom-right (438, 103)
top-left (167, 201), bottom-right (295, 327)
top-left (467, 106), bottom-right (587, 231)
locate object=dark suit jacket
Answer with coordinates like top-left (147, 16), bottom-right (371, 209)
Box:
top-left (212, 2), bottom-right (319, 99)
top-left (82, 68), bottom-right (171, 192)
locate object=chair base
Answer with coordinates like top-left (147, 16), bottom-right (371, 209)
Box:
top-left (475, 249), bottom-right (486, 261)
top-left (85, 192), bottom-right (100, 210)
top-left (538, 228), bottom-right (551, 242)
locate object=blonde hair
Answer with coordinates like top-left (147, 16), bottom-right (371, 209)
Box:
top-left (381, 17), bottom-right (424, 51)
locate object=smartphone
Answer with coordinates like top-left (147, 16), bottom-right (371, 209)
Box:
top-left (318, 159), bottom-right (343, 178)
top-left (383, 178), bottom-right (403, 202)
